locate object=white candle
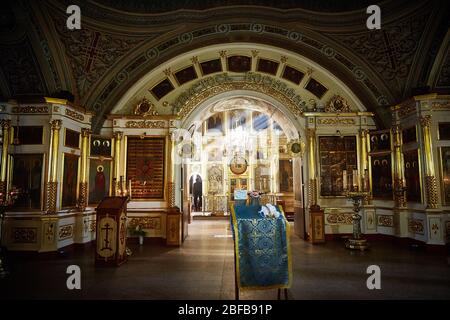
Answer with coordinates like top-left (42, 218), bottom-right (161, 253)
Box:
top-left (343, 170), bottom-right (347, 191)
top-left (129, 179), bottom-right (132, 197)
top-left (353, 170), bottom-right (358, 190)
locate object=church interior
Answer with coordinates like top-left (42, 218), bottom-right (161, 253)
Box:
top-left (0, 0), bottom-right (450, 301)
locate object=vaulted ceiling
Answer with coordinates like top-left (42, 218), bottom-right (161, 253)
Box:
top-left (0, 0), bottom-right (449, 132)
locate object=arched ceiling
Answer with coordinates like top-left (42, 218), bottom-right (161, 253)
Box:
top-left (0, 0), bottom-right (449, 132)
top-left (110, 43), bottom-right (367, 119)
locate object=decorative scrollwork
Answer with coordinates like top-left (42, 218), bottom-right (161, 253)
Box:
top-left (325, 95), bottom-right (351, 113)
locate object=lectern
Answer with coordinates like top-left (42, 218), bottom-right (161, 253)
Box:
top-left (95, 196), bottom-right (128, 266)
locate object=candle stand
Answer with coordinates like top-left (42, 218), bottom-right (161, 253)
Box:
top-left (345, 191), bottom-right (370, 251)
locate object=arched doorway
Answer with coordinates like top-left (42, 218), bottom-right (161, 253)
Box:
top-left (176, 94), bottom-right (306, 234)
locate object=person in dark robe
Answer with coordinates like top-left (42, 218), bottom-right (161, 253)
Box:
top-left (193, 176), bottom-right (202, 211)
top-left (95, 165), bottom-right (106, 202)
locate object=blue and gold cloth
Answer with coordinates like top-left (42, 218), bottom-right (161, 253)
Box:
top-left (230, 204), bottom-right (292, 289)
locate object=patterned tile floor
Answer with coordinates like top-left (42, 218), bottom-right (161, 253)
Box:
top-left (0, 220), bottom-right (449, 300)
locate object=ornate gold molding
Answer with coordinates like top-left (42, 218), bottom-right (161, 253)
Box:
top-left (0, 119), bottom-right (11, 129)
top-left (65, 108), bottom-right (84, 121)
top-left (397, 102), bottom-right (416, 118)
top-left (316, 118), bottom-right (355, 125)
top-left (12, 106), bottom-right (49, 114)
top-left (113, 131), bottom-right (123, 140)
top-left (78, 182), bottom-right (88, 211)
top-left (325, 95), bottom-right (351, 113)
top-left (419, 115), bottom-right (431, 128)
top-left (168, 182), bottom-right (176, 208)
top-left (308, 178), bottom-right (317, 207)
top-left (393, 178), bottom-right (407, 208)
top-left (134, 98), bottom-right (158, 117)
top-left (408, 219), bottom-right (425, 235)
top-left (50, 119), bottom-right (62, 130)
top-left (45, 181), bottom-right (58, 214)
top-left (125, 120), bottom-right (166, 128)
top-left (81, 128), bottom-right (92, 137)
top-left (175, 73), bottom-right (305, 120)
top-left (425, 175), bottom-right (438, 209)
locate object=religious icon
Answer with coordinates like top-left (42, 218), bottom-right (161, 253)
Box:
top-left (371, 154), bottom-right (393, 199)
top-left (229, 154), bottom-right (248, 175)
top-left (279, 159), bottom-right (293, 193)
top-left (62, 154), bottom-right (79, 207)
top-left (89, 159), bottom-right (111, 204)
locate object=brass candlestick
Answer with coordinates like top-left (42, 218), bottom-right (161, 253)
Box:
top-left (345, 191), bottom-right (370, 251)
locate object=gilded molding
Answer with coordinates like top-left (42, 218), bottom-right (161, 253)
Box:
top-left (393, 178), bottom-right (407, 208)
top-left (316, 118), bottom-right (355, 125)
top-left (128, 217), bottom-right (161, 230)
top-left (134, 98), bottom-right (158, 117)
top-left (431, 102), bottom-right (450, 110)
top-left (419, 115), bottom-right (431, 127)
top-left (125, 120), bottom-right (166, 128)
top-left (113, 131), bottom-right (123, 140)
top-left (326, 213), bottom-right (353, 224)
top-left (397, 102), bottom-right (416, 118)
top-left (65, 108), bottom-right (85, 121)
top-left (50, 119), bottom-right (62, 130)
top-left (12, 106), bottom-right (49, 114)
top-left (425, 175), bottom-right (438, 209)
top-left (0, 119), bottom-right (11, 128)
top-left (408, 219), bottom-right (425, 235)
top-left (168, 182), bottom-right (176, 208)
top-left (175, 75), bottom-right (305, 120)
top-left (45, 181), bottom-right (58, 213)
top-left (308, 178), bottom-right (317, 207)
top-left (377, 215), bottom-right (394, 227)
top-left (81, 128), bottom-right (92, 137)
top-left (325, 94), bottom-right (351, 113)
top-left (78, 182), bottom-right (88, 211)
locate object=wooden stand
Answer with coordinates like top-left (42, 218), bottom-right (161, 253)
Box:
top-left (95, 196), bottom-right (128, 266)
top-left (308, 205), bottom-right (325, 244)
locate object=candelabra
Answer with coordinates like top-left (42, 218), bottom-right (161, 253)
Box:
top-left (345, 191), bottom-right (370, 251)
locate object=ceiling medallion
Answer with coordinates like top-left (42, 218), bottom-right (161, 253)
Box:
top-left (135, 98), bottom-right (158, 117)
top-left (326, 95), bottom-right (351, 113)
top-left (229, 154), bottom-right (248, 175)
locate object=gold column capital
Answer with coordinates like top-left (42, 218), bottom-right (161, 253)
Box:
top-left (50, 119), bottom-right (62, 130)
top-left (419, 115), bottom-right (431, 127)
top-left (113, 131), bottom-right (123, 140)
top-left (1, 119), bottom-right (11, 129)
top-left (306, 128), bottom-right (316, 138)
top-left (81, 128), bottom-right (92, 137)
top-left (391, 124), bottom-right (402, 135)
